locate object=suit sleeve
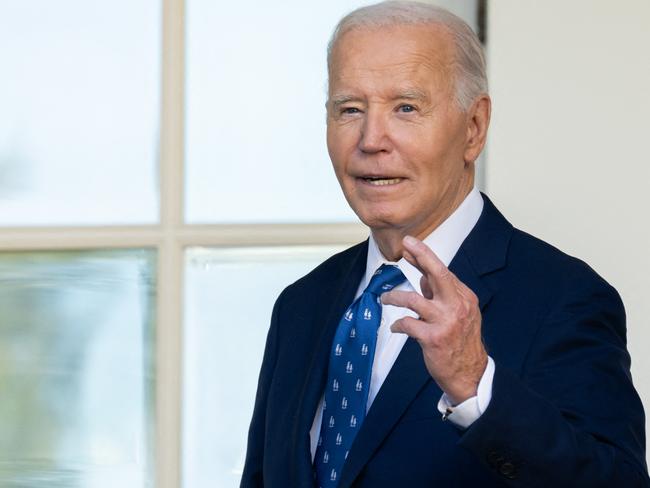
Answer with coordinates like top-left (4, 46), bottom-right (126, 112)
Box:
top-left (240, 289), bottom-right (285, 488)
top-left (458, 275), bottom-right (649, 487)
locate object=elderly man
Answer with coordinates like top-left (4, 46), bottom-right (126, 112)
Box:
top-left (241, 2), bottom-right (649, 487)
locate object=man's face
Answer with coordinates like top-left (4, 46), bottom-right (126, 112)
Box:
top-left (327, 24), bottom-right (475, 238)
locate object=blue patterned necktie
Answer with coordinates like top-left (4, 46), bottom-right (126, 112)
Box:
top-left (314, 264), bottom-right (406, 487)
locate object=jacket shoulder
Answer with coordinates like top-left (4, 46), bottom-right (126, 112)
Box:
top-left (281, 240), bottom-right (367, 298)
top-left (508, 228), bottom-right (617, 292)
top-left (502, 228), bottom-right (625, 330)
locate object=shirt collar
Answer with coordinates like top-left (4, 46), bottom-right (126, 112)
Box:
top-left (363, 187), bottom-right (484, 295)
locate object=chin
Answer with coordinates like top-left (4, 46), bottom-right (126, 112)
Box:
top-left (355, 206), bottom-right (409, 232)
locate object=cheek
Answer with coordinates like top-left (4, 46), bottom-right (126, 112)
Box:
top-left (326, 125), bottom-right (341, 162)
top-left (410, 134), bottom-right (465, 182)
top-left (328, 152), bottom-right (348, 188)
top-left (327, 126), bottom-right (357, 175)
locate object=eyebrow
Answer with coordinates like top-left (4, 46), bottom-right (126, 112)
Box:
top-left (329, 95), bottom-right (362, 109)
top-left (394, 89), bottom-right (428, 101)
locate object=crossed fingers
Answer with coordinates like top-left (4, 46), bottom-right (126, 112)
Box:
top-left (381, 235), bottom-right (477, 339)
top-left (380, 235), bottom-right (486, 403)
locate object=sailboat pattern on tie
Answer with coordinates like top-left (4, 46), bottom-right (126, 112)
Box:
top-left (314, 264), bottom-right (406, 488)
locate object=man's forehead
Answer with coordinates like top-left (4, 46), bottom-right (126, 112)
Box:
top-left (328, 24), bottom-right (455, 86)
top-left (328, 53), bottom-right (454, 101)
top-left (331, 23), bottom-right (454, 66)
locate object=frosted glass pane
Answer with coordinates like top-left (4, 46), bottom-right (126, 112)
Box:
top-left (185, 0), bottom-right (367, 223)
top-left (183, 245), bottom-right (345, 488)
top-left (0, 2), bottom-right (160, 225)
top-left (0, 250), bottom-right (155, 487)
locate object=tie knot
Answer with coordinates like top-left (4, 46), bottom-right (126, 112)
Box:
top-left (365, 264), bottom-right (406, 296)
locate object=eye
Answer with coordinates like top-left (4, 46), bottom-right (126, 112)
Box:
top-left (398, 104), bottom-right (416, 113)
top-left (341, 107), bottom-right (361, 115)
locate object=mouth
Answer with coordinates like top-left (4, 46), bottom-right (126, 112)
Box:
top-left (358, 176), bottom-right (404, 186)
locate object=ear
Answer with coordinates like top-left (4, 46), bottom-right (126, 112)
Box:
top-left (463, 95), bottom-right (491, 166)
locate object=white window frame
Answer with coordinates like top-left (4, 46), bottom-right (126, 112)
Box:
top-left (0, 1), bottom-right (366, 486)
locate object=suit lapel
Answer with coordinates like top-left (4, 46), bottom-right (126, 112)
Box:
top-left (290, 241), bottom-right (369, 487)
top-left (449, 248), bottom-right (494, 311)
top-left (338, 194), bottom-right (513, 487)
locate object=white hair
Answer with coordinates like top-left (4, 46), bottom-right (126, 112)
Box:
top-left (327, 1), bottom-right (488, 111)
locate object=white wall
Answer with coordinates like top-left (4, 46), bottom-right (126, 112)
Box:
top-left (487, 0), bottom-right (650, 463)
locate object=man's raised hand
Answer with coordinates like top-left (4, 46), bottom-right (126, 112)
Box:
top-left (381, 235), bottom-right (488, 405)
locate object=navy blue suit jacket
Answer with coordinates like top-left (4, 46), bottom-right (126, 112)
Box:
top-left (242, 195), bottom-right (649, 487)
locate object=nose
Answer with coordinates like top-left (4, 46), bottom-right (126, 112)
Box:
top-left (358, 109), bottom-right (392, 154)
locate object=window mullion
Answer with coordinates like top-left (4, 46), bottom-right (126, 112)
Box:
top-left (158, 0), bottom-right (186, 486)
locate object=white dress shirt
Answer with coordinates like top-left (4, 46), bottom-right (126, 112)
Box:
top-left (309, 187), bottom-right (495, 459)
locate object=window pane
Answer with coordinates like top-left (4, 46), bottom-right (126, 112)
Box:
top-left (0, 250), bottom-right (156, 487)
top-left (0, 2), bottom-right (160, 226)
top-left (183, 245), bottom-right (346, 488)
top-left (184, 0), bottom-right (367, 223)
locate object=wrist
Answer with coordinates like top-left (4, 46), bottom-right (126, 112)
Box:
top-left (443, 355), bottom-right (488, 405)
top-left (446, 386), bottom-right (478, 406)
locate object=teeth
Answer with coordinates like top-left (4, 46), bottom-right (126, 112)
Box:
top-left (366, 178), bottom-right (402, 186)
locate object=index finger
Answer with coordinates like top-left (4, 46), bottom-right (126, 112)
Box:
top-left (402, 235), bottom-right (455, 299)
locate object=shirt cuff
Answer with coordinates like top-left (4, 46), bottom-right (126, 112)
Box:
top-left (436, 356), bottom-right (495, 429)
